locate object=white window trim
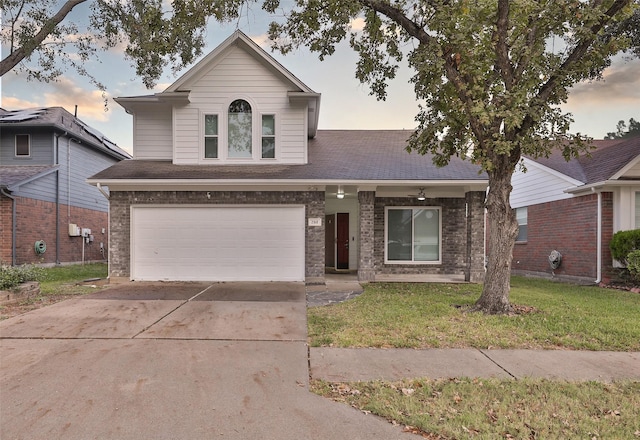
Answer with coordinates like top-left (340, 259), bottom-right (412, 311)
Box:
top-left (261, 113), bottom-right (277, 160)
top-left (199, 98), bottom-right (278, 163)
top-left (15, 134), bottom-right (31, 157)
top-left (384, 206), bottom-right (442, 265)
top-left (515, 206), bottom-right (528, 243)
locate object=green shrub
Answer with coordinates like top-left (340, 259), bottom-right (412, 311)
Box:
top-left (626, 250), bottom-right (640, 282)
top-left (0, 264), bottom-right (45, 290)
top-left (610, 229), bottom-right (640, 264)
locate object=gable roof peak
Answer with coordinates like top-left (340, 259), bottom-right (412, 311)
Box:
top-left (163, 30), bottom-right (316, 94)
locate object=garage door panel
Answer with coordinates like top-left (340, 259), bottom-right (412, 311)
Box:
top-left (131, 206), bottom-right (305, 281)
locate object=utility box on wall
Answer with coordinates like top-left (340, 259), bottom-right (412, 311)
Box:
top-left (68, 223), bottom-right (81, 237)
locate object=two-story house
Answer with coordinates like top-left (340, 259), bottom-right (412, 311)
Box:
top-left (89, 31), bottom-right (488, 285)
top-left (1, 107), bottom-right (131, 266)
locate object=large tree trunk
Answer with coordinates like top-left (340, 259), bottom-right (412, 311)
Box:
top-left (474, 163), bottom-right (519, 314)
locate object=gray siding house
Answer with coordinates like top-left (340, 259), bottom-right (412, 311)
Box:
top-left (89, 31), bottom-right (488, 285)
top-left (1, 107), bottom-right (131, 266)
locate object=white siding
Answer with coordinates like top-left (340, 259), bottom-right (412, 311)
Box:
top-left (613, 186), bottom-right (640, 233)
top-left (620, 160), bottom-right (640, 178)
top-left (133, 105), bottom-right (172, 160)
top-left (173, 45), bottom-right (307, 164)
top-left (510, 159), bottom-right (583, 208)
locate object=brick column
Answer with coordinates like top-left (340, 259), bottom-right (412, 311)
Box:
top-left (358, 191), bottom-right (376, 282)
top-left (466, 191), bottom-right (486, 283)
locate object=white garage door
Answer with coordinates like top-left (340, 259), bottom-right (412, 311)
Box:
top-left (131, 205), bottom-right (305, 281)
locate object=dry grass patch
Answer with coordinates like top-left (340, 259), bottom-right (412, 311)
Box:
top-left (312, 378), bottom-right (640, 439)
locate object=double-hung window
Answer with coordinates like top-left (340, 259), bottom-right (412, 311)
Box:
top-left (15, 134), bottom-right (30, 157)
top-left (515, 207), bottom-right (528, 242)
top-left (261, 115), bottom-right (275, 159)
top-left (635, 192), bottom-right (640, 229)
top-left (202, 101), bottom-right (277, 161)
top-left (386, 207), bottom-right (441, 263)
top-left (204, 115), bottom-right (218, 158)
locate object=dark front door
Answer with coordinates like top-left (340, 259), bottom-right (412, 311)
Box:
top-left (325, 214), bottom-right (335, 268)
top-left (336, 213), bottom-right (349, 270)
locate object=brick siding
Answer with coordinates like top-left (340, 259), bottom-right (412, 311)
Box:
top-left (512, 192), bottom-right (613, 282)
top-left (373, 193), bottom-right (485, 280)
top-left (0, 196), bottom-right (109, 265)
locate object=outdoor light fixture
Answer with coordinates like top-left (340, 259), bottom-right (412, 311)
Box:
top-left (417, 188), bottom-right (426, 201)
top-left (337, 186), bottom-right (345, 199)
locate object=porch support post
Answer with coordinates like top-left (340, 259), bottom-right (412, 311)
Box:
top-left (466, 190), bottom-right (486, 283)
top-left (358, 190), bottom-right (376, 282)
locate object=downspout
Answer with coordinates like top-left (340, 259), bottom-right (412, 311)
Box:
top-left (0, 187), bottom-right (17, 266)
top-left (96, 183), bottom-right (110, 275)
top-left (595, 191), bottom-right (602, 284)
top-left (54, 132), bottom-right (66, 265)
top-left (96, 183), bottom-right (110, 200)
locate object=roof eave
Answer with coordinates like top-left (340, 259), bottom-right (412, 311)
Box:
top-left (564, 179), bottom-right (640, 194)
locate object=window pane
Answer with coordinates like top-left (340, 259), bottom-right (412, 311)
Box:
top-left (16, 134), bottom-right (29, 156)
top-left (205, 115), bottom-right (218, 135)
top-left (228, 100), bottom-right (252, 158)
top-left (414, 209), bottom-right (439, 261)
top-left (515, 207), bottom-right (528, 241)
top-left (262, 115), bottom-right (275, 135)
top-left (262, 138), bottom-right (275, 159)
top-left (636, 192), bottom-right (640, 228)
top-left (205, 138), bottom-right (218, 158)
top-left (387, 209), bottom-right (412, 261)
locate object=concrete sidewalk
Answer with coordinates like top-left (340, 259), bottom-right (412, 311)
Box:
top-left (310, 347), bottom-right (640, 382)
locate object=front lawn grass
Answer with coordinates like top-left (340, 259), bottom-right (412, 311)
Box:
top-left (0, 263), bottom-right (108, 320)
top-left (308, 276), bottom-right (640, 351)
top-left (311, 378), bottom-right (640, 439)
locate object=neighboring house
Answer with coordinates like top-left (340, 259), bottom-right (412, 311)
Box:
top-left (510, 136), bottom-right (640, 284)
top-left (0, 107), bottom-right (131, 266)
top-left (88, 31), bottom-right (488, 284)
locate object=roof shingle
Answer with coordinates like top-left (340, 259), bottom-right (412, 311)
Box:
top-left (90, 130), bottom-right (487, 182)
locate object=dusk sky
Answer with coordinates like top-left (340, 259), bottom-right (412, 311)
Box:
top-left (2, 5), bottom-right (639, 154)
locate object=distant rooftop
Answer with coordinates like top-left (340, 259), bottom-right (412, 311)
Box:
top-left (0, 107), bottom-right (131, 161)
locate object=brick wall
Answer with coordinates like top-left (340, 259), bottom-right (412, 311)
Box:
top-left (108, 190), bottom-right (325, 282)
top-left (357, 191), bottom-right (375, 282)
top-left (373, 196), bottom-right (478, 277)
top-left (0, 195), bottom-right (12, 264)
top-left (1, 196), bottom-right (109, 265)
top-left (512, 192), bottom-right (613, 282)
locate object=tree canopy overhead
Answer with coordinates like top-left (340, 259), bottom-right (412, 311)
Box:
top-left (2, 0), bottom-right (639, 313)
top-left (1, 0), bottom-right (249, 88)
top-left (266, 0), bottom-right (639, 312)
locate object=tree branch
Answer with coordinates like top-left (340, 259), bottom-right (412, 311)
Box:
top-left (0, 0), bottom-right (88, 76)
top-left (494, 0), bottom-right (514, 90)
top-left (521, 0), bottom-right (632, 132)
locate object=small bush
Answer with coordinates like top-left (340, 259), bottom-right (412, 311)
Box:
top-left (626, 250), bottom-right (640, 282)
top-left (0, 264), bottom-right (45, 290)
top-left (610, 229), bottom-right (640, 264)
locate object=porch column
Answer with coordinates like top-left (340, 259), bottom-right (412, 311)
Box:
top-left (358, 190), bottom-right (376, 282)
top-left (466, 190), bottom-right (486, 283)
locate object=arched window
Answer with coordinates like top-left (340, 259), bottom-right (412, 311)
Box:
top-left (228, 99), bottom-right (252, 158)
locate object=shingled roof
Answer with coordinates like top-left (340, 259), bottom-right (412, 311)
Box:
top-left (526, 137), bottom-right (640, 185)
top-left (0, 107), bottom-right (131, 161)
top-left (89, 130), bottom-right (487, 182)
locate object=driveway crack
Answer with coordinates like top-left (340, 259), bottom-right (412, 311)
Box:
top-left (132, 284), bottom-right (215, 338)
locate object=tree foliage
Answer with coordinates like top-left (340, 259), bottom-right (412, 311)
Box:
top-left (2, 0), bottom-right (638, 313)
top-left (605, 118), bottom-right (640, 138)
top-left (0, 0), bottom-right (248, 88)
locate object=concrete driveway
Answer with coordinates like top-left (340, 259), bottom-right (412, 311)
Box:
top-left (0, 282), bottom-right (413, 440)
